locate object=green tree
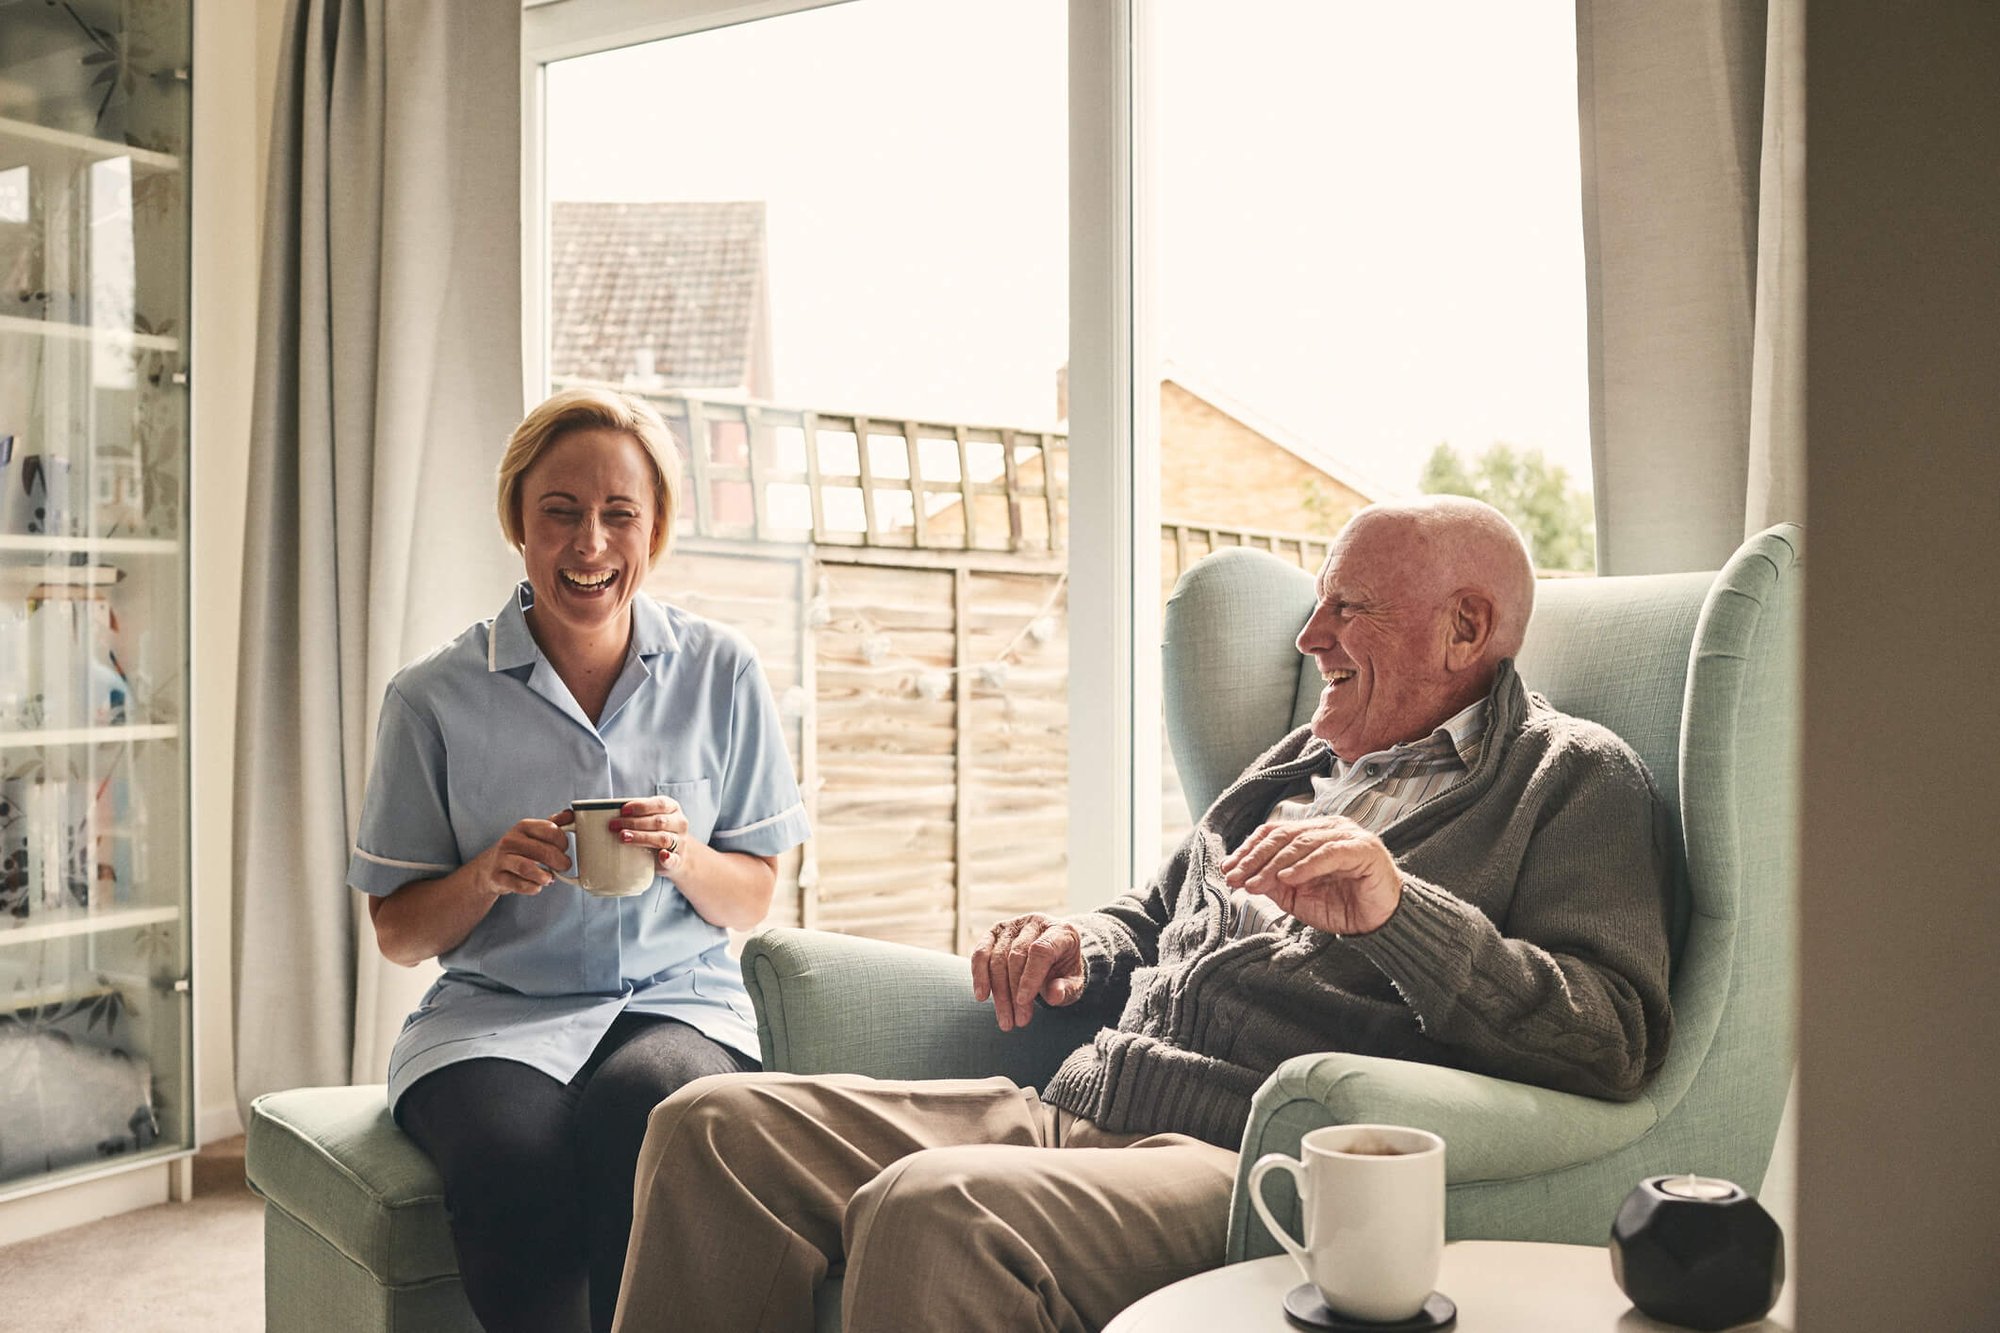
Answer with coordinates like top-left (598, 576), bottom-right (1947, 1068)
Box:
top-left (1419, 442), bottom-right (1595, 573)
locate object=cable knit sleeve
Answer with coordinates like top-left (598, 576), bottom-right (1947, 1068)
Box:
top-left (1062, 837), bottom-right (1202, 1007)
top-left (1341, 731), bottom-right (1676, 1100)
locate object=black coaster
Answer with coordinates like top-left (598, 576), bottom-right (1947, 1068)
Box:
top-left (1282, 1283), bottom-right (1457, 1332)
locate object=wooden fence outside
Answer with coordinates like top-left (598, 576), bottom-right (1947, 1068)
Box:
top-left (595, 383), bottom-right (1330, 953)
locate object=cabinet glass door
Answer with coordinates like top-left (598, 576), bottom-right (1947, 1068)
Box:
top-left (0, 0), bottom-right (191, 1194)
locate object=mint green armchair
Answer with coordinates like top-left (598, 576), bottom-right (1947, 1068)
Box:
top-left (743, 524), bottom-right (1802, 1291)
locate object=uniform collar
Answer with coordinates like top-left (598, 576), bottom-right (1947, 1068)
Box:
top-left (486, 580), bottom-right (680, 673)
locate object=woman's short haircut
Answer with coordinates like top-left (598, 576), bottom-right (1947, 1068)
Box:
top-left (496, 386), bottom-right (684, 567)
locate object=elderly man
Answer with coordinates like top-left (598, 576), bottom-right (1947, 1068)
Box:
top-left (612, 497), bottom-right (1673, 1333)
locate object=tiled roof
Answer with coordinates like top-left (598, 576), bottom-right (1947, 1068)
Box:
top-left (549, 201), bottom-right (766, 388)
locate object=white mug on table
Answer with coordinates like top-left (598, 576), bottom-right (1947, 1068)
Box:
top-left (552, 797), bottom-right (658, 897)
top-left (1248, 1123), bottom-right (1446, 1323)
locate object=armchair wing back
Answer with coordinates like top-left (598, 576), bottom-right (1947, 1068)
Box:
top-left (1166, 527), bottom-right (1802, 1248)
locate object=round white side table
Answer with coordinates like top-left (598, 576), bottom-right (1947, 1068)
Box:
top-left (1103, 1241), bottom-right (1795, 1333)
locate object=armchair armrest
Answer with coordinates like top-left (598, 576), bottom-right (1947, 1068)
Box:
top-left (741, 927), bottom-right (1106, 1089)
top-left (1229, 1052), bottom-right (1659, 1260)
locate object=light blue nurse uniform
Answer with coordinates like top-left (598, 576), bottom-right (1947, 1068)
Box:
top-left (347, 583), bottom-right (811, 1112)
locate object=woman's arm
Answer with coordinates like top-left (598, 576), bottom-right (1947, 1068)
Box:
top-left (663, 842), bottom-right (778, 932)
top-left (368, 814), bottom-right (573, 966)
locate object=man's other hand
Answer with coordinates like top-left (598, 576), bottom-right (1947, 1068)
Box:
top-left (970, 912), bottom-right (1085, 1032)
top-left (1219, 815), bottom-right (1404, 935)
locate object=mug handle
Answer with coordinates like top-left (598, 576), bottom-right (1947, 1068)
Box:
top-left (1248, 1152), bottom-right (1314, 1279)
top-left (548, 829), bottom-right (581, 886)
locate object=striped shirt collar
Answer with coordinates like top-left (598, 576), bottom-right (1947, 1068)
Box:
top-left (1331, 695), bottom-right (1491, 782)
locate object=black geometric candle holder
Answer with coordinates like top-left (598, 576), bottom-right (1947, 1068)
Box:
top-left (1609, 1175), bottom-right (1785, 1330)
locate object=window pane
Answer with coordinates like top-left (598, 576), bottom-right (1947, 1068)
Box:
top-left (543, 0), bottom-right (1068, 952)
top-left (1145, 0), bottom-right (1593, 849)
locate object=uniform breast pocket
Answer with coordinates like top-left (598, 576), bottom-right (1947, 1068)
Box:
top-left (657, 777), bottom-right (717, 845)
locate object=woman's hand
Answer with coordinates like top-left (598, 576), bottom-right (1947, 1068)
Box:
top-left (468, 810), bottom-right (575, 898)
top-left (608, 795), bottom-right (776, 930)
top-left (608, 796), bottom-right (691, 874)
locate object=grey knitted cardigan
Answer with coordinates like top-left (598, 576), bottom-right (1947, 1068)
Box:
top-left (1040, 661), bottom-right (1675, 1149)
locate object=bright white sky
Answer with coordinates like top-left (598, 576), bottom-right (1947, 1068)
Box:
top-left (545, 0), bottom-right (1590, 498)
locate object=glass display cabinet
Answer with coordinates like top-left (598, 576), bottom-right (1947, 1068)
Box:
top-left (0, 0), bottom-right (193, 1199)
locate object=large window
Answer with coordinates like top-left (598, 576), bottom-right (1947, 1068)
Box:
top-left (533, 0), bottom-right (1069, 951)
top-left (527, 0), bottom-right (1595, 920)
top-left (1141, 0), bottom-right (1593, 848)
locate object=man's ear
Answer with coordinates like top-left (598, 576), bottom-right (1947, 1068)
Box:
top-left (1443, 590), bottom-right (1495, 671)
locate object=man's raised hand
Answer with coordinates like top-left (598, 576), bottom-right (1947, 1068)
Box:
top-left (969, 912), bottom-right (1085, 1031)
top-left (1219, 815), bottom-right (1404, 935)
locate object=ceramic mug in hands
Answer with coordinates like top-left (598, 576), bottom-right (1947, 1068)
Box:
top-left (1248, 1123), bottom-right (1445, 1323)
top-left (552, 797), bottom-right (657, 897)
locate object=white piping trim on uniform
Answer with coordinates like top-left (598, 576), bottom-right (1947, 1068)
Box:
top-left (487, 624), bottom-right (498, 671)
top-left (355, 847), bottom-right (456, 872)
top-left (713, 803), bottom-right (806, 839)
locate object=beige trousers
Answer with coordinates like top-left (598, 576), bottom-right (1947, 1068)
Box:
top-left (610, 1073), bottom-right (1238, 1333)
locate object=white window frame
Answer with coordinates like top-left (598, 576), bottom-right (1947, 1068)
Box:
top-left (520, 0), bottom-right (1158, 909)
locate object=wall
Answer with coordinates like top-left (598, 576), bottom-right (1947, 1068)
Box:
top-left (1158, 380), bottom-right (1370, 535)
top-left (1798, 2), bottom-right (2000, 1326)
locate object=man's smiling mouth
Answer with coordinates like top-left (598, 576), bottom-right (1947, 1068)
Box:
top-left (1322, 668), bottom-right (1356, 687)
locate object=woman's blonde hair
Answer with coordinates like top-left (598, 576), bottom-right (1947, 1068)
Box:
top-left (496, 387), bottom-right (684, 566)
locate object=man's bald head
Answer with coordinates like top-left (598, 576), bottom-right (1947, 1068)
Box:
top-left (1296, 497), bottom-right (1537, 759)
top-left (1341, 497), bottom-right (1537, 663)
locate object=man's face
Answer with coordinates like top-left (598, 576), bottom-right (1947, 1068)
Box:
top-left (1295, 518), bottom-right (1457, 763)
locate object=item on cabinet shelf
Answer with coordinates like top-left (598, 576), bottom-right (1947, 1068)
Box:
top-left (24, 775), bottom-right (89, 912)
top-left (1, 452), bottom-right (76, 536)
top-left (0, 592), bottom-right (27, 727)
top-left (0, 1023), bottom-right (158, 1183)
top-left (1250, 1124), bottom-right (1449, 1327)
top-left (87, 765), bottom-right (131, 908)
top-left (0, 775), bottom-right (26, 918)
top-left (1609, 1175), bottom-right (1785, 1331)
top-left (27, 774), bottom-right (95, 915)
top-left (23, 588), bottom-right (130, 728)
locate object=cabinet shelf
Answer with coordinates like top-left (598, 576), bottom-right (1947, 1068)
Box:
top-left (0, 536), bottom-right (179, 556)
top-left (0, 114), bottom-right (182, 174)
top-left (0, 904), bottom-right (178, 948)
top-left (0, 312), bottom-right (181, 352)
top-left (0, 724), bottom-right (178, 751)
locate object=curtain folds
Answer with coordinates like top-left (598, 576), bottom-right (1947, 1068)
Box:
top-left (234, 0), bottom-right (523, 1118)
top-left (1575, 0), bottom-right (1805, 576)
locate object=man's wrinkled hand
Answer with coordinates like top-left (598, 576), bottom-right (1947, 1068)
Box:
top-left (969, 912), bottom-right (1085, 1032)
top-left (1218, 815), bottom-right (1403, 935)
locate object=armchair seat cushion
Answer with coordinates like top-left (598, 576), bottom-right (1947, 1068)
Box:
top-left (247, 1084), bottom-right (477, 1332)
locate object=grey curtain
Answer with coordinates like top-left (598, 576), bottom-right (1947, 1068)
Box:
top-left (234, 0), bottom-right (524, 1115)
top-left (1576, 0), bottom-right (1805, 575)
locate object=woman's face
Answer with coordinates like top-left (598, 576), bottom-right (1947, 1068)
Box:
top-left (518, 427), bottom-right (660, 650)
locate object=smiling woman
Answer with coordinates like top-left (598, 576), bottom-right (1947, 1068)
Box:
top-left (347, 386), bottom-right (812, 1333)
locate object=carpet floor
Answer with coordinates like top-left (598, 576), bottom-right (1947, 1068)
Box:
top-left (0, 1138), bottom-right (263, 1332)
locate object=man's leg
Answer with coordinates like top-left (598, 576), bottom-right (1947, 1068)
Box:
top-left (572, 1015), bottom-right (758, 1333)
top-left (840, 1128), bottom-right (1239, 1333)
top-left (612, 1073), bottom-right (1052, 1333)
